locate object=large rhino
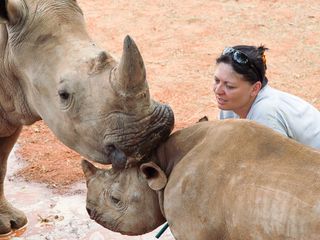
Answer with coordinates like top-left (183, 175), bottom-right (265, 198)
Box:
top-left (83, 120), bottom-right (320, 240)
top-left (0, 0), bottom-right (174, 236)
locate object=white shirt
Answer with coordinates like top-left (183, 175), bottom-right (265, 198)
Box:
top-left (220, 85), bottom-right (320, 149)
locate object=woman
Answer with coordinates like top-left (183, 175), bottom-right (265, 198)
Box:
top-left (213, 45), bottom-right (320, 149)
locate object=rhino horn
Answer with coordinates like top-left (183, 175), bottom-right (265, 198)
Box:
top-left (115, 35), bottom-right (147, 94)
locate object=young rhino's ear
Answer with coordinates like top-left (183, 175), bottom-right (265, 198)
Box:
top-left (140, 162), bottom-right (167, 191)
top-left (0, 0), bottom-right (26, 25)
top-left (82, 159), bottom-right (99, 181)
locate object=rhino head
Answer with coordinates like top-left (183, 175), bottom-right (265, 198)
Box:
top-left (82, 160), bottom-right (166, 235)
top-left (0, 0), bottom-right (174, 167)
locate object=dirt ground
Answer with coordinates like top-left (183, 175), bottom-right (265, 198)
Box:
top-left (15, 0), bottom-right (320, 191)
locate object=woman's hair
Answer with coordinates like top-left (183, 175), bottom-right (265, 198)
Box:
top-left (216, 45), bottom-right (268, 88)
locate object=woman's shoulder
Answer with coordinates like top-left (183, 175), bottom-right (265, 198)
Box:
top-left (256, 85), bottom-right (280, 101)
top-left (252, 86), bottom-right (279, 111)
top-left (254, 85), bottom-right (312, 111)
top-left (249, 86), bottom-right (288, 118)
top-left (259, 85), bottom-right (314, 105)
top-left (250, 85), bottom-right (320, 120)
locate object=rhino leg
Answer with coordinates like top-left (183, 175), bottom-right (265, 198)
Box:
top-left (0, 127), bottom-right (27, 235)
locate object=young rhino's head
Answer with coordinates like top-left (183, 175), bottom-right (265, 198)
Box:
top-left (82, 160), bottom-right (166, 236)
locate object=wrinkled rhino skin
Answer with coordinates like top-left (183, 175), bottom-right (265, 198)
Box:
top-left (0, 0), bottom-right (174, 235)
top-left (82, 161), bottom-right (166, 236)
top-left (83, 120), bottom-right (320, 240)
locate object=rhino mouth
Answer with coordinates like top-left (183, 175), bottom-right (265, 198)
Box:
top-left (86, 206), bottom-right (121, 233)
top-left (103, 103), bottom-right (174, 166)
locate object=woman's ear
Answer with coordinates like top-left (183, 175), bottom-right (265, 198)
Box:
top-left (251, 81), bottom-right (262, 97)
top-left (140, 162), bottom-right (167, 191)
top-left (0, 0), bottom-right (26, 25)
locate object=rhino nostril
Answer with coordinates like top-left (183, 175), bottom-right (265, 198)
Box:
top-left (105, 144), bottom-right (116, 153)
top-left (105, 144), bottom-right (127, 169)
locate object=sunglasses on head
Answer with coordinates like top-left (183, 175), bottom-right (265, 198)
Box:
top-left (222, 47), bottom-right (262, 81)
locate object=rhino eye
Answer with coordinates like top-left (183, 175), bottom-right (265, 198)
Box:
top-left (111, 196), bottom-right (121, 205)
top-left (58, 90), bottom-right (70, 100)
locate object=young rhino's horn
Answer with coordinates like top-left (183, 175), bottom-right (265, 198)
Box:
top-left (115, 35), bottom-right (148, 95)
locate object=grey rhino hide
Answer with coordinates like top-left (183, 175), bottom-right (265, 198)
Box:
top-left (84, 120), bottom-right (320, 240)
top-left (0, 0), bottom-right (173, 235)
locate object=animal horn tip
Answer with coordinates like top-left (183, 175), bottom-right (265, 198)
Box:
top-left (123, 35), bottom-right (137, 49)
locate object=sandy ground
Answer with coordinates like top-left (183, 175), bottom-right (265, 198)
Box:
top-left (5, 0), bottom-right (320, 239)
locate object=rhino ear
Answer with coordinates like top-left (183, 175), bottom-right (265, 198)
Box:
top-left (0, 0), bottom-right (9, 23)
top-left (115, 35), bottom-right (147, 94)
top-left (81, 159), bottom-right (99, 181)
top-left (140, 162), bottom-right (167, 191)
top-left (0, 0), bottom-right (25, 25)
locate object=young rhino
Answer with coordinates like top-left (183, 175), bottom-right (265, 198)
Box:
top-left (83, 120), bottom-right (320, 240)
top-left (82, 162), bottom-right (166, 235)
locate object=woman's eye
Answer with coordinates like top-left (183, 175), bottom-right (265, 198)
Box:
top-left (58, 90), bottom-right (70, 100)
top-left (226, 85), bottom-right (235, 89)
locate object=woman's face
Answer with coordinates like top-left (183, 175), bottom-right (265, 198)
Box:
top-left (213, 62), bottom-right (261, 118)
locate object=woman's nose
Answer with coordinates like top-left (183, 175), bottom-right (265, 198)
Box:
top-left (214, 83), bottom-right (224, 95)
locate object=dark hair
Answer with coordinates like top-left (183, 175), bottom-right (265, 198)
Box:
top-left (216, 45), bottom-right (268, 88)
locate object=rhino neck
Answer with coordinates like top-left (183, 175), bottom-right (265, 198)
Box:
top-left (151, 143), bottom-right (181, 220)
top-left (155, 123), bottom-right (208, 177)
top-left (0, 25), bottom-right (40, 136)
top-left (155, 144), bottom-right (176, 177)
top-left (154, 140), bottom-right (185, 178)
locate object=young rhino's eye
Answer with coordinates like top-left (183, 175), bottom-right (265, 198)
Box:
top-left (58, 90), bottom-right (70, 100)
top-left (111, 196), bottom-right (121, 205)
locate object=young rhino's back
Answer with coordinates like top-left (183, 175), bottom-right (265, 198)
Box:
top-left (164, 120), bottom-right (320, 240)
